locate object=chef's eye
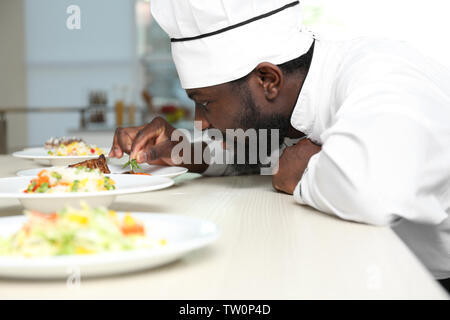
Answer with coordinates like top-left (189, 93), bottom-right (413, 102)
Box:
top-left (197, 101), bottom-right (209, 110)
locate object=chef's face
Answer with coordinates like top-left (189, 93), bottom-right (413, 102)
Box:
top-left (186, 66), bottom-right (291, 172)
top-left (186, 68), bottom-right (290, 136)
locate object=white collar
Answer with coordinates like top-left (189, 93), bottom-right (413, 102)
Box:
top-left (290, 37), bottom-right (327, 140)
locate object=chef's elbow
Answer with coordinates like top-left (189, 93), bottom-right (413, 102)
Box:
top-left (312, 178), bottom-right (402, 226)
top-left (335, 186), bottom-right (400, 226)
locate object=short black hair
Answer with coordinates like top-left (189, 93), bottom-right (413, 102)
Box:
top-left (230, 40), bottom-right (315, 85)
top-left (278, 40), bottom-right (314, 75)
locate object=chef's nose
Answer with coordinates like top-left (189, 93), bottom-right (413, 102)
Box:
top-left (195, 106), bottom-right (212, 130)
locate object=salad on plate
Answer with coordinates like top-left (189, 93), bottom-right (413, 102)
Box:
top-left (47, 141), bottom-right (104, 156)
top-left (24, 167), bottom-right (115, 193)
top-left (0, 203), bottom-right (167, 257)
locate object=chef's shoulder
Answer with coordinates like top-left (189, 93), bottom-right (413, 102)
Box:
top-left (335, 36), bottom-right (433, 86)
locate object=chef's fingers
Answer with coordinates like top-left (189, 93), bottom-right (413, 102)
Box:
top-left (130, 118), bottom-right (167, 160)
top-left (136, 139), bottom-right (173, 164)
top-left (110, 128), bottom-right (125, 158)
top-left (111, 126), bottom-right (145, 158)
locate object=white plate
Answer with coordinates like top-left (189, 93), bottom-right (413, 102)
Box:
top-left (0, 175), bottom-right (174, 213)
top-left (17, 164), bottom-right (188, 179)
top-left (0, 212), bottom-right (220, 279)
top-left (108, 163), bottom-right (188, 178)
top-left (12, 147), bottom-right (111, 166)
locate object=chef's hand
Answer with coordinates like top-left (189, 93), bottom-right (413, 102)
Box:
top-left (272, 139), bottom-right (321, 194)
top-left (109, 117), bottom-right (178, 166)
top-left (109, 125), bottom-right (144, 158)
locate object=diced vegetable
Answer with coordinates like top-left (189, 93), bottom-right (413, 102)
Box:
top-left (71, 180), bottom-right (80, 192)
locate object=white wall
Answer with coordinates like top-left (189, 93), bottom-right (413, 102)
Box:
top-left (25, 0), bottom-right (138, 146)
top-left (302, 0), bottom-right (450, 69)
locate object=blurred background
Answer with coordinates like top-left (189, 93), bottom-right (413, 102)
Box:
top-left (0, 0), bottom-right (449, 153)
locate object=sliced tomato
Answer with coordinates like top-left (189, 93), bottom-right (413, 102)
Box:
top-left (30, 211), bottom-right (58, 222)
top-left (38, 175), bottom-right (49, 185)
top-left (37, 170), bottom-right (47, 178)
top-left (47, 213), bottom-right (58, 221)
top-left (121, 224), bottom-right (145, 236)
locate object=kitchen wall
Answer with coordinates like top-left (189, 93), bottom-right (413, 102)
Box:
top-left (0, 0), bottom-right (28, 151)
top-left (25, 0), bottom-right (138, 147)
top-left (302, 0), bottom-right (450, 69)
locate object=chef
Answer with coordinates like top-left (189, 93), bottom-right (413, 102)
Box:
top-left (109, 0), bottom-right (450, 291)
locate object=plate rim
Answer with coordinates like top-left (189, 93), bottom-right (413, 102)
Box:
top-left (12, 147), bottom-right (111, 160)
top-left (16, 165), bottom-right (189, 179)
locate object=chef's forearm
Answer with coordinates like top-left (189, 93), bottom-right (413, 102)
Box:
top-left (294, 113), bottom-right (447, 227)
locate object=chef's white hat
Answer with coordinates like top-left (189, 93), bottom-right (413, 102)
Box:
top-left (150, 0), bottom-right (313, 89)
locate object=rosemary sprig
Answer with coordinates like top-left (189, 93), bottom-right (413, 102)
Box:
top-left (122, 158), bottom-right (142, 173)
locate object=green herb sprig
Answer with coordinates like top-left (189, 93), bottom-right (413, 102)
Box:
top-left (122, 158), bottom-right (142, 173)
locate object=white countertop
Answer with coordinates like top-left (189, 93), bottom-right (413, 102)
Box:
top-left (0, 155), bottom-right (447, 299)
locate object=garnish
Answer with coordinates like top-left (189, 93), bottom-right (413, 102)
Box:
top-left (122, 158), bottom-right (142, 173)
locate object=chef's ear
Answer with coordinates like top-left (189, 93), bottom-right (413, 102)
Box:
top-left (254, 62), bottom-right (283, 100)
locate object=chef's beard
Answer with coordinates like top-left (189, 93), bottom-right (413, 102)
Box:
top-left (227, 83), bottom-right (290, 174)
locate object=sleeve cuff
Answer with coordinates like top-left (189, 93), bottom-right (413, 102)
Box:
top-left (292, 153), bottom-right (320, 205)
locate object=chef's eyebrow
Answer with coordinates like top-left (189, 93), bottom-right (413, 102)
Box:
top-left (187, 91), bottom-right (209, 101)
top-left (187, 91), bottom-right (198, 100)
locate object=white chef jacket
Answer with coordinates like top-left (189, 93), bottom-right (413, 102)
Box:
top-left (204, 36), bottom-right (450, 279)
